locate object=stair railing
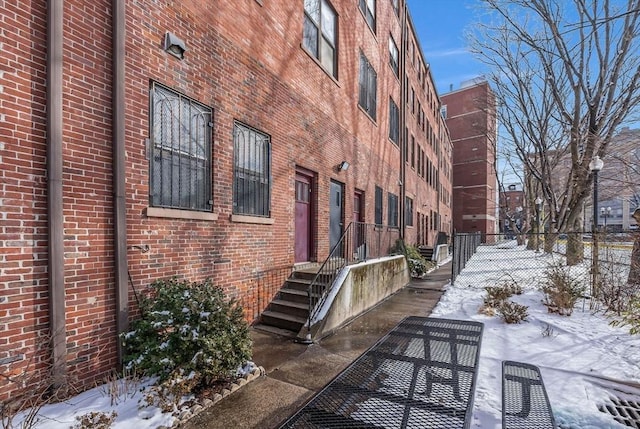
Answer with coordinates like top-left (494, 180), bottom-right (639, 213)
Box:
top-left (302, 222), bottom-right (396, 343)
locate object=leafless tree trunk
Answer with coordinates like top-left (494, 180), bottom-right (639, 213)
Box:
top-left (470, 0), bottom-right (640, 264)
top-left (629, 209), bottom-right (640, 285)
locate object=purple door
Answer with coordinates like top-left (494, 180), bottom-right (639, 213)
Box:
top-left (295, 172), bottom-right (313, 262)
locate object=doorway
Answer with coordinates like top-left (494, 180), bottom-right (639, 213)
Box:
top-left (329, 180), bottom-right (344, 255)
top-left (295, 171), bottom-right (314, 263)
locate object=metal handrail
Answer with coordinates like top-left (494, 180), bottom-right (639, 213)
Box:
top-left (302, 221), bottom-right (399, 342)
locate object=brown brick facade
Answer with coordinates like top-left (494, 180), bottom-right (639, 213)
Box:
top-left (442, 81), bottom-right (497, 235)
top-left (0, 0), bottom-right (452, 399)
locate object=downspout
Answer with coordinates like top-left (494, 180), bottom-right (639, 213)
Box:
top-left (47, 0), bottom-right (66, 386)
top-left (112, 0), bottom-right (128, 365)
top-left (399, 1), bottom-right (407, 241)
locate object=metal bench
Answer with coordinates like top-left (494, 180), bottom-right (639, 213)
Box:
top-left (502, 360), bottom-right (557, 429)
top-left (279, 317), bottom-right (484, 429)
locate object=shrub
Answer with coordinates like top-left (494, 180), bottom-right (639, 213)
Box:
top-left (610, 297), bottom-right (640, 335)
top-left (499, 301), bottom-right (529, 324)
top-left (598, 251), bottom-right (640, 314)
top-left (390, 240), bottom-right (433, 278)
top-left (121, 278), bottom-right (252, 390)
top-left (72, 411), bottom-right (117, 429)
top-left (483, 281), bottom-right (523, 309)
top-left (541, 262), bottom-right (586, 316)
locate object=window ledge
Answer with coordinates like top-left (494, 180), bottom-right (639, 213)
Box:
top-left (300, 45), bottom-right (340, 87)
top-left (230, 214), bottom-right (275, 225)
top-left (358, 104), bottom-right (377, 125)
top-left (146, 207), bottom-right (218, 221)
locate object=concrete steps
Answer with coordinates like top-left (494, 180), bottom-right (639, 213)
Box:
top-left (253, 265), bottom-right (327, 337)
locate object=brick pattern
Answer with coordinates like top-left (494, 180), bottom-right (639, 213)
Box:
top-left (0, 0), bottom-right (50, 399)
top-left (442, 82), bottom-right (497, 234)
top-left (0, 0), bottom-right (454, 400)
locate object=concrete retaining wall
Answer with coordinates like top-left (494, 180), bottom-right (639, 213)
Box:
top-left (306, 255), bottom-right (409, 340)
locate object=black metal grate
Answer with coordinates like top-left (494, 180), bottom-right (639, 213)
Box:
top-left (598, 395), bottom-right (640, 428)
top-left (279, 317), bottom-right (483, 429)
top-left (502, 361), bottom-right (556, 429)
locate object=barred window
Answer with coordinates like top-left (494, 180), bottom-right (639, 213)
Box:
top-left (359, 52), bottom-right (377, 120)
top-left (388, 192), bottom-right (398, 228)
top-left (233, 122), bottom-right (271, 217)
top-left (405, 196), bottom-right (413, 227)
top-left (150, 82), bottom-right (212, 211)
top-left (303, 0), bottom-right (338, 78)
top-left (388, 98), bottom-right (399, 144)
top-left (375, 185), bottom-right (383, 226)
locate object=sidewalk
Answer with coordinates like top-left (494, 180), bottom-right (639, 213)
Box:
top-left (183, 262), bottom-right (452, 429)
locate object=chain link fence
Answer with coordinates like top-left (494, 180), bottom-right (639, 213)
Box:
top-left (452, 231), bottom-right (639, 308)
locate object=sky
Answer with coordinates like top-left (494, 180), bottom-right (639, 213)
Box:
top-left (406, 0), bottom-right (487, 95)
top-left (13, 241), bottom-right (639, 428)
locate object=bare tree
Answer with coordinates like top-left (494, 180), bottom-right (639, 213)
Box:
top-left (470, 0), bottom-right (640, 264)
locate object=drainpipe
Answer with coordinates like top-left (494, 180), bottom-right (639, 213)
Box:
top-left (399, 1), bottom-right (407, 242)
top-left (47, 0), bottom-right (66, 386)
top-left (112, 0), bottom-right (128, 365)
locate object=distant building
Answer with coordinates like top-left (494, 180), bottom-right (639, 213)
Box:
top-left (499, 184), bottom-right (525, 235)
top-left (587, 128), bottom-right (640, 231)
top-left (441, 80), bottom-right (498, 235)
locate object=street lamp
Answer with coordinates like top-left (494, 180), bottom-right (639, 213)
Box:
top-left (535, 197), bottom-right (543, 253)
top-left (589, 156), bottom-right (604, 230)
top-left (589, 155), bottom-right (604, 299)
top-left (600, 206), bottom-right (612, 229)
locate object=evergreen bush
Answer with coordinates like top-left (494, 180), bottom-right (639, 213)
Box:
top-left (390, 240), bottom-right (433, 278)
top-left (121, 278), bottom-right (252, 388)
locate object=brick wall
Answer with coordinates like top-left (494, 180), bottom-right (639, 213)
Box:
top-left (442, 82), bottom-right (497, 234)
top-left (0, 0), bottom-right (454, 400)
top-left (0, 0), bottom-right (51, 399)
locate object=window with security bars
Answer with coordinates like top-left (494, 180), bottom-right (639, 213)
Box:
top-left (405, 196), bottom-right (413, 226)
top-left (302, 0), bottom-right (338, 78)
top-left (388, 192), bottom-right (398, 228)
top-left (150, 82), bottom-right (212, 211)
top-left (233, 122), bottom-right (271, 217)
top-left (388, 98), bottom-right (399, 144)
top-left (375, 185), bottom-right (383, 226)
top-left (359, 52), bottom-right (377, 120)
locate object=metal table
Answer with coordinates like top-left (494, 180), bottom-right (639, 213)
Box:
top-left (279, 316), bottom-right (484, 429)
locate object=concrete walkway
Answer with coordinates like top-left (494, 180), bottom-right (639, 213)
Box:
top-left (183, 262), bottom-right (452, 429)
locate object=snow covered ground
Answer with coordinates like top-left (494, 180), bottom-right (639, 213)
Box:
top-left (435, 242), bottom-right (640, 429)
top-left (10, 242), bottom-right (640, 428)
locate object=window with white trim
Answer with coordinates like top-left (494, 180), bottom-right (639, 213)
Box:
top-left (303, 0), bottom-right (338, 78)
top-left (359, 0), bottom-right (376, 32)
top-left (389, 35), bottom-right (399, 77)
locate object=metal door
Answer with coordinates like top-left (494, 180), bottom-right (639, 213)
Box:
top-left (329, 181), bottom-right (344, 254)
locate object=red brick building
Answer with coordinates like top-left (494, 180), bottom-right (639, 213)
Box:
top-left (499, 184), bottom-right (525, 235)
top-left (0, 0), bottom-right (451, 399)
top-left (441, 80), bottom-right (497, 235)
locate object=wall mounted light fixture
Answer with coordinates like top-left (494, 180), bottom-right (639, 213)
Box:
top-left (163, 32), bottom-right (187, 59)
top-left (336, 161), bottom-right (350, 172)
